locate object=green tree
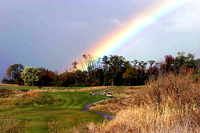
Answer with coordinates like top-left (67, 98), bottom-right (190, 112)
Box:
top-left (21, 67), bottom-right (40, 86)
top-left (108, 55), bottom-right (126, 86)
top-left (72, 61), bottom-right (79, 85)
top-left (5, 64), bottom-right (24, 84)
top-left (122, 67), bottom-right (138, 86)
top-left (137, 61), bottom-right (147, 84)
top-left (185, 53), bottom-right (195, 68)
top-left (102, 55), bottom-right (110, 86)
top-left (173, 52), bottom-right (195, 73)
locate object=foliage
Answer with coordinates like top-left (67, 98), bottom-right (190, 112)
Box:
top-left (122, 67), bottom-right (137, 86)
top-left (21, 67), bottom-right (40, 86)
top-left (38, 67), bottom-right (56, 86)
top-left (2, 64), bottom-right (24, 85)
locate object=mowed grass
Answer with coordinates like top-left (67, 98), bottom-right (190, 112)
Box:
top-left (0, 84), bottom-right (88, 90)
top-left (0, 84), bottom-right (109, 92)
top-left (0, 84), bottom-right (40, 90)
top-left (0, 85), bottom-right (110, 132)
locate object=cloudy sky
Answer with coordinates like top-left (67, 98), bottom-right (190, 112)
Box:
top-left (0, 0), bottom-right (200, 81)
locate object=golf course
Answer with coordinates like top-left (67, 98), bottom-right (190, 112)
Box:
top-left (0, 85), bottom-right (114, 132)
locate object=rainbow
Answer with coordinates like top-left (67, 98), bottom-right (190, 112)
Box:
top-left (77, 0), bottom-right (190, 69)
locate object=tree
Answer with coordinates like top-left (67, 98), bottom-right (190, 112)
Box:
top-left (139, 61), bottom-right (147, 71)
top-left (21, 67), bottom-right (40, 86)
top-left (147, 65), bottom-right (159, 77)
top-left (108, 55), bottom-right (126, 86)
top-left (10, 64), bottom-right (24, 79)
top-left (147, 60), bottom-right (155, 67)
top-left (185, 53), bottom-right (195, 68)
top-left (122, 67), bottom-right (138, 86)
top-left (38, 68), bottom-right (56, 86)
top-left (132, 60), bottom-right (138, 68)
top-left (81, 54), bottom-right (101, 86)
top-left (6, 67), bottom-right (12, 79)
top-left (72, 61), bottom-right (79, 85)
top-left (102, 55), bottom-right (110, 86)
top-left (147, 60), bottom-right (155, 76)
top-left (173, 52), bottom-right (196, 73)
top-left (165, 55), bottom-right (174, 72)
top-left (2, 77), bottom-right (8, 84)
top-left (4, 64), bottom-right (24, 84)
top-left (72, 61), bottom-right (78, 70)
top-left (81, 54), bottom-right (101, 72)
top-left (74, 70), bottom-right (87, 86)
top-left (137, 61), bottom-right (147, 85)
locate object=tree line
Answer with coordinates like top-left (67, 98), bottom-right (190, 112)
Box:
top-left (2, 52), bottom-right (200, 87)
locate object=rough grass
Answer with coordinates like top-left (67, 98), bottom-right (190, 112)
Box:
top-left (85, 73), bottom-right (200, 133)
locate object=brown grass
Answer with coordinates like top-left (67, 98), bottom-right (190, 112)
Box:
top-left (89, 86), bottom-right (145, 115)
top-left (31, 86), bottom-right (109, 93)
top-left (83, 73), bottom-right (200, 133)
top-left (25, 90), bottom-right (39, 97)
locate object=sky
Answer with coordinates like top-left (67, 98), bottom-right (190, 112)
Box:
top-left (0, 0), bottom-right (200, 81)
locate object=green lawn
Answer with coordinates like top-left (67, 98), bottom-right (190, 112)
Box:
top-left (0, 84), bottom-right (108, 91)
top-left (0, 84), bottom-right (40, 90)
top-left (0, 85), bottom-right (89, 90)
top-left (0, 86), bottom-right (110, 132)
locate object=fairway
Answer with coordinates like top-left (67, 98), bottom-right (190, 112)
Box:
top-left (0, 84), bottom-right (106, 91)
top-left (0, 86), bottom-right (110, 132)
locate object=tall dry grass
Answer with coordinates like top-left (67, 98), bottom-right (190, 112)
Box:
top-left (85, 73), bottom-right (200, 133)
